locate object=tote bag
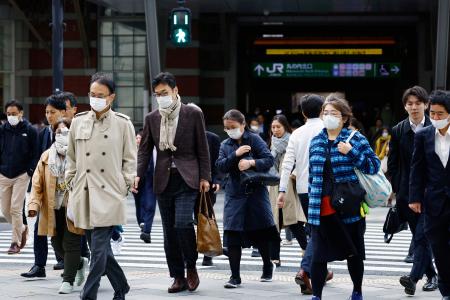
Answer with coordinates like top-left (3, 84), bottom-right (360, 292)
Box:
top-left (196, 191), bottom-right (223, 257)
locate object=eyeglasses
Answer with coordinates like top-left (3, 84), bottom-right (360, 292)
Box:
top-left (323, 110), bottom-right (341, 117)
top-left (152, 91), bottom-right (170, 97)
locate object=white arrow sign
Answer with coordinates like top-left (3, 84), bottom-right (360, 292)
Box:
top-left (254, 64), bottom-right (264, 76)
top-left (390, 65), bottom-right (400, 74)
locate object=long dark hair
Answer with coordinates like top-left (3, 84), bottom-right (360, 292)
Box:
top-left (271, 114), bottom-right (292, 135)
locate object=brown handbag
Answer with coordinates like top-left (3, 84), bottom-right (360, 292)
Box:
top-left (196, 191), bottom-right (223, 257)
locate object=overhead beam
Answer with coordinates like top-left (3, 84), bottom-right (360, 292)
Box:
top-left (7, 0), bottom-right (52, 55)
top-left (434, 0), bottom-right (450, 89)
top-left (73, 0), bottom-right (90, 68)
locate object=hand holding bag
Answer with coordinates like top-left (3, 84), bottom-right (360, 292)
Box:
top-left (383, 205), bottom-right (408, 243)
top-left (196, 191), bottom-right (223, 257)
top-left (240, 151), bottom-right (280, 187)
top-left (346, 131), bottom-right (393, 208)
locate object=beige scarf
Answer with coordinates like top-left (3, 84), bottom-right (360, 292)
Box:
top-left (158, 95), bottom-right (181, 151)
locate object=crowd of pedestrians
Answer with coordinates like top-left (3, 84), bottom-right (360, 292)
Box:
top-left (0, 71), bottom-right (449, 300)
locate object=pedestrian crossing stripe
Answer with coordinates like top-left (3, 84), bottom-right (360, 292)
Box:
top-left (0, 223), bottom-right (414, 274)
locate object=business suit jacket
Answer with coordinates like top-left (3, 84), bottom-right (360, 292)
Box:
top-left (409, 125), bottom-right (450, 217)
top-left (387, 116), bottom-right (431, 203)
top-left (206, 131), bottom-right (222, 185)
top-left (137, 103), bottom-right (211, 195)
top-left (38, 126), bottom-right (53, 156)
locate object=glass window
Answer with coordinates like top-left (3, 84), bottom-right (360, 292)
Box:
top-left (133, 57), bottom-right (146, 72)
top-left (134, 107), bottom-right (144, 123)
top-left (100, 57), bottom-right (113, 70)
top-left (114, 36), bottom-right (134, 56)
top-left (116, 107), bottom-right (134, 118)
top-left (115, 22), bottom-right (134, 35)
top-left (116, 87), bottom-right (134, 107)
top-left (115, 72), bottom-right (134, 86)
top-left (134, 36), bottom-right (146, 56)
top-left (114, 57), bottom-right (133, 71)
top-left (100, 22), bottom-right (113, 35)
top-left (101, 36), bottom-right (113, 56)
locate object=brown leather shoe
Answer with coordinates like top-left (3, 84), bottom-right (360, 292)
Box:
top-left (20, 226), bottom-right (28, 249)
top-left (295, 269), bottom-right (312, 295)
top-left (326, 270), bottom-right (334, 282)
top-left (168, 277), bottom-right (188, 293)
top-left (186, 267), bottom-right (200, 292)
top-left (7, 243), bottom-right (20, 254)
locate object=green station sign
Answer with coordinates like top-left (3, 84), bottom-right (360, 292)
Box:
top-left (252, 62), bottom-right (401, 78)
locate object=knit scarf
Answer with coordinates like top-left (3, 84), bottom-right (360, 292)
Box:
top-left (48, 144), bottom-right (67, 178)
top-left (158, 95), bottom-right (181, 151)
top-left (375, 135), bottom-right (391, 160)
top-left (271, 132), bottom-right (291, 170)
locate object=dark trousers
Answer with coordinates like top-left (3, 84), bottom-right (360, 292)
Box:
top-left (81, 227), bottom-right (128, 300)
top-left (50, 208), bottom-right (82, 283)
top-left (409, 213), bottom-right (436, 281)
top-left (397, 198), bottom-right (418, 255)
top-left (299, 193), bottom-right (313, 274)
top-left (133, 172), bottom-right (157, 234)
top-left (33, 214), bottom-right (62, 267)
top-left (157, 170), bottom-right (198, 278)
top-left (425, 200), bottom-right (450, 297)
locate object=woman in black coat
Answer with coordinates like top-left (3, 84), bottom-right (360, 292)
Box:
top-left (216, 109), bottom-right (278, 289)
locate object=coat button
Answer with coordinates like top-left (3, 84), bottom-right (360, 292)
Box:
top-left (86, 152), bottom-right (90, 156)
top-left (102, 152), bottom-right (106, 156)
top-left (86, 169), bottom-right (90, 173)
top-left (84, 187), bottom-right (87, 191)
top-left (101, 169), bottom-right (104, 173)
top-left (101, 185), bottom-right (105, 189)
top-left (104, 135), bottom-right (108, 138)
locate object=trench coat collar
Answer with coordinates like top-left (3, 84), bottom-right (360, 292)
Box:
top-left (90, 108), bottom-right (112, 132)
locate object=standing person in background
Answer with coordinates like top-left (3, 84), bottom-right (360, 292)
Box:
top-left (369, 118), bottom-right (383, 146)
top-left (217, 109), bottom-right (278, 288)
top-left (374, 127), bottom-right (393, 206)
top-left (349, 117), bottom-right (367, 137)
top-left (22, 94), bottom-right (67, 277)
top-left (67, 72), bottom-right (136, 300)
top-left (387, 86), bottom-right (437, 290)
top-left (132, 130), bottom-right (157, 244)
top-left (28, 118), bottom-right (88, 294)
top-left (0, 100), bottom-right (39, 254)
top-left (409, 90), bottom-right (450, 300)
top-left (268, 114), bottom-right (307, 267)
top-left (135, 72), bottom-right (211, 293)
top-left (308, 96), bottom-right (380, 300)
top-left (277, 94), bottom-right (332, 295)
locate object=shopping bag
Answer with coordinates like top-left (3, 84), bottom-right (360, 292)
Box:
top-left (196, 191), bottom-right (222, 257)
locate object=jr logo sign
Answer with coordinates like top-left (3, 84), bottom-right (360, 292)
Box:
top-left (253, 63), bottom-right (284, 77)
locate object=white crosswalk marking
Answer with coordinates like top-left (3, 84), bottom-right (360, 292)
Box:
top-left (0, 222), bottom-right (414, 275)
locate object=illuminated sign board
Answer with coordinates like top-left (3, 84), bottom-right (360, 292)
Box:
top-left (253, 62), bottom-right (400, 78)
top-left (266, 49), bottom-right (383, 55)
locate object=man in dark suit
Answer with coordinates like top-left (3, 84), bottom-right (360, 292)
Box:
top-left (135, 72), bottom-right (211, 293)
top-left (388, 86), bottom-right (437, 294)
top-left (410, 90), bottom-right (450, 300)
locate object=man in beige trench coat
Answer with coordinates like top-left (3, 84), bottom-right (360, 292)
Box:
top-left (66, 72), bottom-right (137, 300)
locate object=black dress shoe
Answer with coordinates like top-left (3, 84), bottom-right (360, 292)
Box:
top-left (21, 265), bottom-right (46, 278)
top-left (113, 284), bottom-right (130, 300)
top-left (403, 254), bottom-right (414, 263)
top-left (140, 232), bottom-right (151, 243)
top-left (423, 275), bottom-right (438, 291)
top-left (399, 275), bottom-right (416, 295)
top-left (53, 260), bottom-right (64, 270)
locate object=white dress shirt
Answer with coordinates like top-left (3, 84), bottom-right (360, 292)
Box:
top-left (409, 116), bottom-right (426, 133)
top-left (435, 128), bottom-right (450, 168)
top-left (279, 118), bottom-right (324, 194)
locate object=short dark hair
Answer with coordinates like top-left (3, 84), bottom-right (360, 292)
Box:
top-left (152, 72), bottom-right (177, 91)
top-left (52, 117), bottom-right (72, 132)
top-left (429, 90), bottom-right (450, 113)
top-left (402, 86), bottom-right (428, 106)
top-left (300, 94), bottom-right (325, 118)
top-left (5, 100), bottom-right (23, 112)
top-left (223, 109), bottom-right (245, 124)
top-left (272, 114), bottom-right (292, 134)
top-left (45, 94), bottom-right (66, 110)
top-left (90, 72), bottom-right (115, 94)
top-left (323, 95), bottom-right (353, 127)
top-left (59, 91), bottom-right (77, 107)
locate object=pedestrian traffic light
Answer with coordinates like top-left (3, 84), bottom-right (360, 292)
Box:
top-left (170, 7), bottom-right (191, 47)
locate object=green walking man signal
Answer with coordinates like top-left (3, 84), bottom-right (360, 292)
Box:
top-left (170, 7), bottom-right (191, 47)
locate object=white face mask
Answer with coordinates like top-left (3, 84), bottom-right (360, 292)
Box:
top-left (225, 127), bottom-right (243, 140)
top-left (7, 116), bottom-right (20, 126)
top-left (431, 117), bottom-right (450, 130)
top-left (157, 95), bottom-right (173, 109)
top-left (382, 132), bottom-right (389, 138)
top-left (55, 129), bottom-right (69, 155)
top-left (250, 125), bottom-right (259, 131)
top-left (323, 115), bottom-right (341, 130)
top-left (90, 97), bottom-right (108, 112)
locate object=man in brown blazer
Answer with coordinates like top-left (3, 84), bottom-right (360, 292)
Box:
top-left (135, 72), bottom-right (211, 293)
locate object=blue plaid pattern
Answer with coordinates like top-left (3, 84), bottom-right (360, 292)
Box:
top-left (308, 127), bottom-right (380, 226)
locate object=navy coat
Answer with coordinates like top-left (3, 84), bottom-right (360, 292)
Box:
top-left (216, 130), bottom-right (275, 231)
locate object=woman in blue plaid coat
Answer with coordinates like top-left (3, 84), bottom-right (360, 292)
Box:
top-left (308, 96), bottom-right (380, 300)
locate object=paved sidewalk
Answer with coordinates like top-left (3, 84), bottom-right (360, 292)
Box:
top-left (0, 266), bottom-right (441, 299)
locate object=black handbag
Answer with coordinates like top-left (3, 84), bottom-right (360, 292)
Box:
top-left (326, 148), bottom-right (365, 217)
top-left (240, 150), bottom-right (280, 187)
top-left (383, 205), bottom-right (408, 243)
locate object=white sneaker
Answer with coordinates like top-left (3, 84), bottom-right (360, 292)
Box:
top-left (75, 257), bottom-right (89, 286)
top-left (281, 239), bottom-right (293, 246)
top-left (58, 281), bottom-right (73, 294)
top-left (111, 235), bottom-right (124, 256)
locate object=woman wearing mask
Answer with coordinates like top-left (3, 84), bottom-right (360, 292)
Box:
top-left (268, 115), bottom-right (307, 267)
top-left (374, 127), bottom-right (392, 206)
top-left (28, 119), bottom-right (88, 294)
top-left (308, 96), bottom-right (380, 300)
top-left (217, 109), bottom-right (278, 288)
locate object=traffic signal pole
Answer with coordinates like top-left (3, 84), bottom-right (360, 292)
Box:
top-left (52, 0), bottom-right (64, 92)
top-left (144, 0), bottom-right (161, 112)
